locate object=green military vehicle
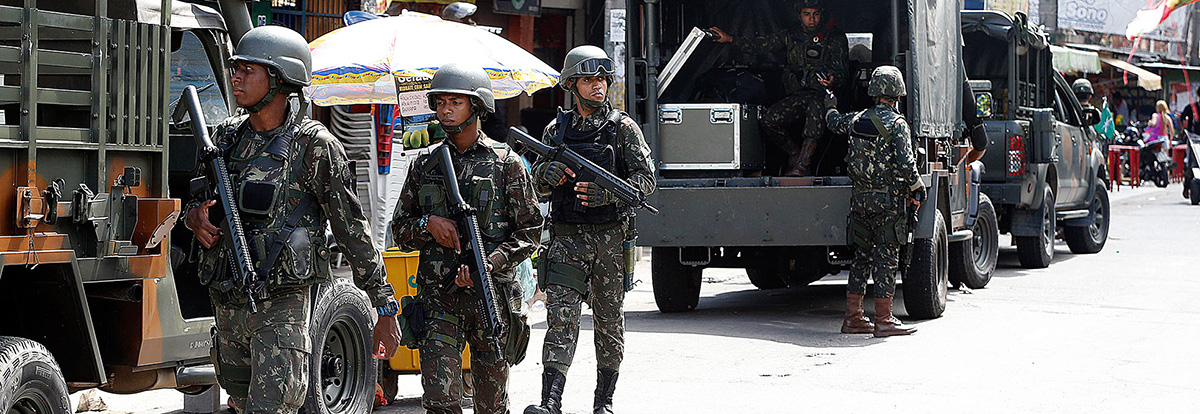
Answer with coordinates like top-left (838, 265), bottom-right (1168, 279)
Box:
top-left (624, 0), bottom-right (1000, 317)
top-left (962, 11), bottom-right (1110, 269)
top-left (0, 1), bottom-right (378, 413)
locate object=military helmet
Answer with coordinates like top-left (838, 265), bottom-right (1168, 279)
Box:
top-left (559, 45), bottom-right (615, 89)
top-left (425, 63), bottom-right (496, 114)
top-left (1072, 78), bottom-right (1094, 96)
top-left (794, 0), bottom-right (825, 12)
top-left (229, 26), bottom-right (312, 87)
top-left (867, 65), bottom-right (906, 98)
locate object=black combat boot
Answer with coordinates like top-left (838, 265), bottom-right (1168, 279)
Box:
top-left (593, 368), bottom-right (619, 414)
top-left (525, 367), bottom-right (566, 414)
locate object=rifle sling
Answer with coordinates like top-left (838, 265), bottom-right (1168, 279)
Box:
top-left (867, 109), bottom-right (891, 142)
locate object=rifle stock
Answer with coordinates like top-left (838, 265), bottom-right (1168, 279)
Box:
top-left (175, 85), bottom-right (264, 313)
top-left (508, 127), bottom-right (658, 214)
top-left (435, 144), bottom-right (506, 350)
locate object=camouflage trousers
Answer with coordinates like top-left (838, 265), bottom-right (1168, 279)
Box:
top-left (418, 285), bottom-right (511, 414)
top-left (847, 192), bottom-right (904, 299)
top-left (542, 221), bottom-right (627, 374)
top-left (211, 286), bottom-right (311, 414)
top-left (762, 90), bottom-right (826, 152)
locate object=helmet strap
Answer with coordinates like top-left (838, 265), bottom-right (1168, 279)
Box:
top-left (571, 81), bottom-right (607, 110)
top-left (243, 71), bottom-right (282, 113)
top-left (441, 112), bottom-right (478, 135)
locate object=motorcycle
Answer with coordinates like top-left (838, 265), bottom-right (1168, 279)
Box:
top-left (1118, 122), bottom-right (1175, 188)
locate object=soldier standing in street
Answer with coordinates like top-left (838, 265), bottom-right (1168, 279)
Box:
top-left (709, 0), bottom-right (848, 176)
top-left (184, 26), bottom-right (401, 413)
top-left (824, 65), bottom-right (920, 337)
top-left (524, 45), bottom-right (656, 414)
top-left (391, 62), bottom-right (543, 414)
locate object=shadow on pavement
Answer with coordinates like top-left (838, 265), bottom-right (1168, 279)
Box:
top-left (533, 281), bottom-right (964, 349)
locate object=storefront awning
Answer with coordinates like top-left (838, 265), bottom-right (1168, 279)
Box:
top-left (1051, 45), bottom-right (1101, 74)
top-left (1099, 57), bottom-right (1162, 91)
top-left (1140, 62), bottom-right (1200, 73)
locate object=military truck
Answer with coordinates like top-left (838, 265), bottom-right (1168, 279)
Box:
top-left (0, 1), bottom-right (378, 413)
top-left (624, 0), bottom-right (999, 318)
top-left (961, 11), bottom-right (1110, 269)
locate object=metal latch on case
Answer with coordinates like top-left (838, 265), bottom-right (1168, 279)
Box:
top-left (659, 108), bottom-right (682, 124)
top-left (710, 108), bottom-right (733, 124)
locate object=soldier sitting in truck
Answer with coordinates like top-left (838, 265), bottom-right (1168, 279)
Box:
top-left (708, 0), bottom-right (848, 176)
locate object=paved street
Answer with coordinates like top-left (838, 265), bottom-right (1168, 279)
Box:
top-left (76, 184), bottom-right (1199, 414)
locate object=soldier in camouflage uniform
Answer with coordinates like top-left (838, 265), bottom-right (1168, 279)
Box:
top-left (824, 65), bottom-right (920, 337)
top-left (391, 63), bottom-right (543, 414)
top-left (710, 0), bottom-right (848, 176)
top-left (184, 26), bottom-right (401, 413)
top-left (525, 45), bottom-right (656, 414)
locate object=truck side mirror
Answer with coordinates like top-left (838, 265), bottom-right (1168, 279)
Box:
top-left (1083, 107), bottom-right (1101, 126)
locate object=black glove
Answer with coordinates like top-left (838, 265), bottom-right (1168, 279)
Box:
top-left (577, 183), bottom-right (617, 207)
top-left (824, 89), bottom-right (838, 109)
top-left (538, 161), bottom-right (571, 187)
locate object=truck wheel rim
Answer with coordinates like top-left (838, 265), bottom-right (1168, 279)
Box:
top-left (9, 390), bottom-right (53, 414)
top-left (321, 317), bottom-right (364, 412)
top-left (971, 217), bottom-right (994, 271)
top-left (1088, 196), bottom-right (1106, 242)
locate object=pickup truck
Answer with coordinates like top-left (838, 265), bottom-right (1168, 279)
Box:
top-left (962, 10), bottom-right (1111, 269)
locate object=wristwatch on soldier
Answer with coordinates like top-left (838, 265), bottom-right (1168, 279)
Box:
top-left (377, 298), bottom-right (400, 317)
top-left (416, 215), bottom-right (429, 233)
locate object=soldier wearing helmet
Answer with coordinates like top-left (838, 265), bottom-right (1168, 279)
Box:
top-left (824, 65), bottom-right (921, 338)
top-left (709, 0), bottom-right (848, 176)
top-left (184, 25), bottom-right (401, 413)
top-left (391, 62), bottom-right (543, 414)
top-left (525, 45), bottom-right (656, 414)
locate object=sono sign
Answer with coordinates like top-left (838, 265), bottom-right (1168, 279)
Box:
top-left (1058, 0), bottom-right (1186, 40)
top-left (495, 0), bottom-right (540, 15)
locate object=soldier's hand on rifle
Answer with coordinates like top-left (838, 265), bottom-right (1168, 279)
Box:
top-left (575, 182), bottom-right (617, 207)
top-left (539, 161), bottom-right (575, 187)
top-left (817, 73), bottom-right (834, 87)
top-left (187, 200), bottom-right (222, 248)
top-left (426, 215), bottom-right (461, 253)
top-left (453, 262), bottom-right (493, 288)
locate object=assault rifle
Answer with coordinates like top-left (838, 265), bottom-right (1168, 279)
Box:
top-left (435, 144), bottom-right (505, 349)
top-left (173, 85), bottom-right (265, 313)
top-left (508, 127), bottom-right (659, 214)
top-left (898, 189), bottom-right (925, 275)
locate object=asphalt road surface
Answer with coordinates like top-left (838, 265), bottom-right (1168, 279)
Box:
top-left (78, 184), bottom-right (1199, 414)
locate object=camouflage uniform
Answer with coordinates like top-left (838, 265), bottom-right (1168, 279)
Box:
top-left (391, 133), bottom-right (542, 414)
top-left (826, 102), bottom-right (921, 298)
top-left (737, 25), bottom-right (847, 174)
top-left (195, 104), bottom-right (395, 413)
top-left (532, 102), bottom-right (655, 377)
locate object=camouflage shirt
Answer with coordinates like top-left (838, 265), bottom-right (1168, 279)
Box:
top-left (826, 102), bottom-right (923, 195)
top-left (736, 26), bottom-right (848, 95)
top-left (533, 103), bottom-right (656, 199)
top-left (194, 108), bottom-right (394, 307)
top-left (391, 133), bottom-right (543, 288)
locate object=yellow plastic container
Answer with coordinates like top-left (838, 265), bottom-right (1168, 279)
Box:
top-left (383, 249), bottom-right (470, 373)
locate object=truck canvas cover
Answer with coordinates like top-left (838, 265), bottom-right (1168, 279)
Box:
top-left (907, 0), bottom-right (961, 138)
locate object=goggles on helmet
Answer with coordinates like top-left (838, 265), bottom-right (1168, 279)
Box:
top-left (570, 57), bottom-right (615, 78)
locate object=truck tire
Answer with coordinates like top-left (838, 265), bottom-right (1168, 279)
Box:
top-left (949, 194), bottom-right (998, 289)
top-left (0, 337), bottom-right (70, 414)
top-left (745, 268), bottom-right (788, 290)
top-left (902, 209), bottom-right (948, 320)
top-left (1064, 183), bottom-right (1110, 254)
top-left (652, 247), bottom-right (702, 312)
top-left (305, 278), bottom-right (377, 414)
top-left (1191, 178), bottom-right (1200, 205)
top-left (1016, 187), bottom-right (1056, 269)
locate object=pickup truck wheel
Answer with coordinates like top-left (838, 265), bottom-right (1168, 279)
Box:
top-left (1064, 183), bottom-right (1109, 254)
top-left (745, 268), bottom-right (788, 290)
top-left (305, 278), bottom-right (377, 414)
top-left (1016, 187), bottom-right (1055, 268)
top-left (949, 194), bottom-right (998, 289)
top-left (652, 247), bottom-right (702, 312)
top-left (0, 337), bottom-right (70, 414)
top-left (902, 210), bottom-right (948, 320)
top-left (1191, 179), bottom-right (1200, 205)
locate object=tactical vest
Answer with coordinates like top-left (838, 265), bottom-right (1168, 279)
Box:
top-left (548, 110), bottom-right (628, 225)
top-left (198, 116), bottom-right (328, 290)
top-left (847, 109), bottom-right (904, 195)
top-left (414, 140), bottom-right (515, 286)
